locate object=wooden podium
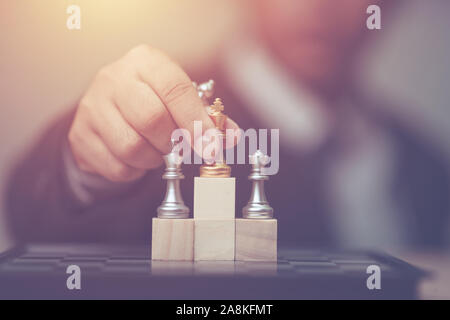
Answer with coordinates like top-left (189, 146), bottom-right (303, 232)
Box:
top-left (193, 177), bottom-right (235, 261)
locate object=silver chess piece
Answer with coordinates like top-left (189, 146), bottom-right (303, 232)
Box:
top-left (242, 150), bottom-right (274, 219)
top-left (193, 79), bottom-right (215, 104)
top-left (157, 140), bottom-right (189, 219)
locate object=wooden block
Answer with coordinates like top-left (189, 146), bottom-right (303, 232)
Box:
top-left (194, 220), bottom-right (235, 261)
top-left (151, 218), bottom-right (194, 261)
top-left (194, 177), bottom-right (235, 220)
top-left (235, 219), bottom-right (277, 261)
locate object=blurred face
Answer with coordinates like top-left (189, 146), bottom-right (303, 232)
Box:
top-left (256, 0), bottom-right (381, 92)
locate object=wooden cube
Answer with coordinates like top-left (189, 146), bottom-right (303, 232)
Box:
top-left (194, 177), bottom-right (235, 220)
top-left (235, 219), bottom-right (277, 261)
top-left (151, 218), bottom-right (194, 261)
top-left (194, 220), bottom-right (235, 261)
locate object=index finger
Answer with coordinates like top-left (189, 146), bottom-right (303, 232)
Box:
top-left (129, 46), bottom-right (215, 145)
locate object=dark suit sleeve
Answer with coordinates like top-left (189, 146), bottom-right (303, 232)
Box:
top-left (392, 125), bottom-right (450, 247)
top-left (5, 108), bottom-right (164, 244)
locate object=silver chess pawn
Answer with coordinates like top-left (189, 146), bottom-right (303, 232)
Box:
top-left (157, 140), bottom-right (189, 219)
top-left (193, 79), bottom-right (215, 104)
top-left (242, 150), bottom-right (274, 219)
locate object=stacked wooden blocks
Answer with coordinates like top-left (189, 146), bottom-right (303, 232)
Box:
top-left (152, 176), bottom-right (277, 262)
top-left (194, 177), bottom-right (236, 261)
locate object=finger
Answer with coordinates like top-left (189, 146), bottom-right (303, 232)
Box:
top-left (128, 46), bottom-right (215, 144)
top-left (70, 124), bottom-right (146, 182)
top-left (226, 117), bottom-right (239, 131)
top-left (113, 78), bottom-right (178, 155)
top-left (225, 117), bottom-right (241, 149)
top-left (89, 99), bottom-right (164, 170)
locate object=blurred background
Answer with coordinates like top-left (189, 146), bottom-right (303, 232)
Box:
top-left (1, 0), bottom-right (450, 248)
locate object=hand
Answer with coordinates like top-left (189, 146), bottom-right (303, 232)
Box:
top-left (68, 45), bottom-right (238, 182)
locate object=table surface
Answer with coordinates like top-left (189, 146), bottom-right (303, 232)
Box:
top-left (1, 244), bottom-right (449, 299)
top-left (389, 250), bottom-right (450, 299)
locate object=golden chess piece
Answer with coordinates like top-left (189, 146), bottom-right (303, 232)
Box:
top-left (199, 98), bottom-right (231, 178)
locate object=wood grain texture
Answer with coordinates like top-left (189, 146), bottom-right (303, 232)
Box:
top-left (194, 219), bottom-right (235, 261)
top-left (235, 219), bottom-right (277, 261)
top-left (194, 177), bottom-right (235, 220)
top-left (151, 218), bottom-right (194, 261)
